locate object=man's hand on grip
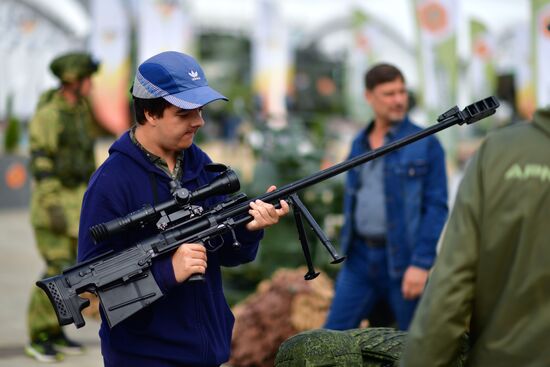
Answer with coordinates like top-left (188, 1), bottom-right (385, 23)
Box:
top-left (172, 243), bottom-right (207, 283)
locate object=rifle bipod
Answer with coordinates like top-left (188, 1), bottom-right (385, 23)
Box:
top-left (288, 193), bottom-right (346, 281)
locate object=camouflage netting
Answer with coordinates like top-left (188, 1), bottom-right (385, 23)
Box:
top-left (228, 267), bottom-right (334, 367)
top-left (275, 329), bottom-right (363, 367)
top-left (274, 327), bottom-right (471, 367)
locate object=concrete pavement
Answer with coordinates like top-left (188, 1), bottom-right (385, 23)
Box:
top-left (0, 208), bottom-right (103, 367)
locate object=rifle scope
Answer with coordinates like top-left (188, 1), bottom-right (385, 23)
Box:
top-left (89, 168), bottom-right (240, 243)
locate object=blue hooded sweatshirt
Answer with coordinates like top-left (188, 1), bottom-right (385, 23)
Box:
top-left (78, 131), bottom-right (263, 367)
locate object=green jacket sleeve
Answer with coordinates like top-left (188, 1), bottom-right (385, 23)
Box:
top-left (400, 143), bottom-right (486, 367)
top-left (29, 106), bottom-right (67, 232)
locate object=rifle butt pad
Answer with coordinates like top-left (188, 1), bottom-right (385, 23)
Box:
top-left (36, 276), bottom-right (89, 328)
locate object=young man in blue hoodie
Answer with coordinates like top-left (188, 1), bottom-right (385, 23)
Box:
top-left (78, 51), bottom-right (289, 367)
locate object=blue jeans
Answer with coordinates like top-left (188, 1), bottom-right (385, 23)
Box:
top-left (324, 241), bottom-right (418, 331)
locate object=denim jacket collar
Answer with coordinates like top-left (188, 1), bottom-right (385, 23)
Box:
top-left (356, 116), bottom-right (412, 152)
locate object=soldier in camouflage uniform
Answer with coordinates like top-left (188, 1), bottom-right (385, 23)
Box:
top-left (26, 52), bottom-right (104, 363)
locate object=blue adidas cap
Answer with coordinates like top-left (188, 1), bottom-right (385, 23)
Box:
top-left (131, 51), bottom-right (228, 109)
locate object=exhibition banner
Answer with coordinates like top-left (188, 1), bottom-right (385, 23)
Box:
top-left (414, 0), bottom-right (458, 113)
top-left (533, 0), bottom-right (550, 108)
top-left (90, 0), bottom-right (131, 133)
top-left (252, 0), bottom-right (291, 128)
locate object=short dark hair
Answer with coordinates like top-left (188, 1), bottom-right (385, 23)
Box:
top-left (133, 97), bottom-right (172, 125)
top-left (364, 63), bottom-right (405, 91)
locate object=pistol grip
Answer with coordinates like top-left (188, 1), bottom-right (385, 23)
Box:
top-left (188, 273), bottom-right (206, 282)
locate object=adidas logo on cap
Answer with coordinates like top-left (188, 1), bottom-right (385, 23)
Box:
top-left (188, 70), bottom-right (200, 81)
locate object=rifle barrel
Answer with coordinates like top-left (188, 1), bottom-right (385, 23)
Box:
top-left (217, 97), bottom-right (499, 222)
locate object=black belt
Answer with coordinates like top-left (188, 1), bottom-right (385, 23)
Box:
top-left (360, 235), bottom-right (386, 248)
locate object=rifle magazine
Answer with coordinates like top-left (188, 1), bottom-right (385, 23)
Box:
top-left (98, 268), bottom-right (164, 328)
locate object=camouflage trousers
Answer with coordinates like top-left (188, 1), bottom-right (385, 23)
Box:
top-left (27, 228), bottom-right (77, 341)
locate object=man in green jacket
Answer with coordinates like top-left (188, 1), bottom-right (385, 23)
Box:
top-left (26, 52), bottom-right (106, 363)
top-left (401, 107), bottom-right (550, 367)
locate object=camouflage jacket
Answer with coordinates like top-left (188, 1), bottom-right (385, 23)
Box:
top-left (29, 89), bottom-right (101, 236)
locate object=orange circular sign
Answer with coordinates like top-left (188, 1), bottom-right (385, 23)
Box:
top-left (316, 77), bottom-right (336, 97)
top-left (418, 1), bottom-right (448, 35)
top-left (473, 39), bottom-right (490, 60)
top-left (5, 162), bottom-right (27, 190)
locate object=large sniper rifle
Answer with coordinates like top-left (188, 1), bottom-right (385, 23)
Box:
top-left (37, 97), bottom-right (499, 329)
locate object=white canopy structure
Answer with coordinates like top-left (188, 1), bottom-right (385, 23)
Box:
top-left (0, 0), bottom-right (531, 120)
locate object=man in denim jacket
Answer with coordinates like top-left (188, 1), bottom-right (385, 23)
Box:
top-left (324, 63), bottom-right (448, 331)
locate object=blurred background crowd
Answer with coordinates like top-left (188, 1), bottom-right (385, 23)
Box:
top-left (0, 0), bottom-right (548, 366)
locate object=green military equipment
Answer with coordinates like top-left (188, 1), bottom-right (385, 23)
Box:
top-left (350, 328), bottom-right (408, 367)
top-left (351, 328), bottom-right (469, 367)
top-left (275, 329), bottom-right (363, 367)
top-left (49, 52), bottom-right (99, 83)
top-left (275, 328), bottom-right (471, 367)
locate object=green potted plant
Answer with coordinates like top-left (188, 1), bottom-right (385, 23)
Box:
top-left (0, 95), bottom-right (31, 208)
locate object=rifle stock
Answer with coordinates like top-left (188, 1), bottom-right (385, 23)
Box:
top-left (37, 97), bottom-right (499, 328)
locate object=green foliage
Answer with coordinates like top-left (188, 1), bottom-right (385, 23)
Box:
top-left (292, 47), bottom-right (346, 117)
top-left (4, 94), bottom-right (21, 154)
top-left (4, 116), bottom-right (21, 154)
top-left (222, 118), bottom-right (344, 306)
top-left (197, 33), bottom-right (253, 142)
